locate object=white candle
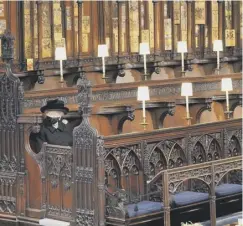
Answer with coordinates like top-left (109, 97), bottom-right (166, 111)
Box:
top-left (144, 54), bottom-right (147, 76)
top-left (102, 56), bottom-right (105, 77)
top-left (217, 51), bottom-right (220, 70)
top-left (60, 60), bottom-right (63, 82)
top-left (142, 100), bottom-right (146, 118)
top-left (181, 52), bottom-right (184, 72)
top-left (186, 95), bottom-right (189, 118)
top-left (226, 90), bottom-right (229, 112)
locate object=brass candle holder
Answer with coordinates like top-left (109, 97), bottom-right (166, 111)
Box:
top-left (140, 117), bottom-right (148, 130)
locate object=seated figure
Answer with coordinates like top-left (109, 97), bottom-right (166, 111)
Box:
top-left (36, 99), bottom-right (73, 152)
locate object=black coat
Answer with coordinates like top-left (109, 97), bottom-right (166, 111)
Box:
top-left (36, 121), bottom-right (73, 152)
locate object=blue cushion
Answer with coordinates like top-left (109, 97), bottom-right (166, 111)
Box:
top-left (172, 191), bottom-right (209, 207)
top-left (126, 201), bottom-right (163, 218)
top-left (215, 184), bottom-right (242, 197)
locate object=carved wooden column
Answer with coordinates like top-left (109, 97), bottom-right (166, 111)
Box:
top-left (126, 1), bottom-right (130, 53)
top-left (50, 2), bottom-right (54, 59)
top-left (163, 172), bottom-right (171, 226)
top-left (97, 137), bottom-right (105, 226)
top-left (98, 1), bottom-right (105, 44)
top-left (117, 0), bottom-right (122, 56)
top-left (18, 1), bottom-right (25, 64)
top-left (160, 1), bottom-right (165, 52)
top-left (232, 1), bottom-right (240, 49)
top-left (36, 1), bottom-right (43, 61)
top-left (64, 1), bottom-right (73, 58)
top-left (77, 0), bottom-right (82, 58)
top-left (210, 165), bottom-right (216, 226)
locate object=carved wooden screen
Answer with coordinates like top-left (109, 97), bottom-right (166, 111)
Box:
top-left (0, 64), bottom-right (25, 216)
top-left (72, 74), bottom-right (105, 226)
top-left (44, 144), bottom-right (73, 221)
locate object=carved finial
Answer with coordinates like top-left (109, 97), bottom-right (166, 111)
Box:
top-left (0, 30), bottom-right (15, 63)
top-left (76, 70), bottom-right (92, 117)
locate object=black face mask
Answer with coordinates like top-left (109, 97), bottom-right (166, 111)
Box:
top-left (44, 116), bottom-right (62, 126)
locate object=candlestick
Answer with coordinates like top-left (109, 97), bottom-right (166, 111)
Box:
top-left (221, 78), bottom-right (233, 115)
top-left (142, 100), bottom-right (145, 118)
top-left (55, 47), bottom-right (67, 83)
top-left (144, 54), bottom-right (147, 77)
top-left (186, 95), bottom-right (189, 118)
top-left (181, 52), bottom-right (184, 72)
top-left (177, 41), bottom-right (187, 75)
top-left (102, 57), bottom-right (105, 79)
top-left (98, 44), bottom-right (109, 79)
top-left (60, 60), bottom-right (63, 82)
top-left (217, 51), bottom-right (220, 70)
top-left (226, 90), bottom-right (229, 112)
top-left (139, 43), bottom-right (150, 80)
top-left (137, 86), bottom-right (150, 129)
top-left (213, 40), bottom-right (223, 74)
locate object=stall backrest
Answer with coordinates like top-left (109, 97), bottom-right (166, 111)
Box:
top-left (0, 63), bottom-right (25, 216)
top-left (72, 73), bottom-right (105, 226)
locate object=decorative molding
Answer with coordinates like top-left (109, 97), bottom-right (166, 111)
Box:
top-left (22, 78), bottom-right (242, 109)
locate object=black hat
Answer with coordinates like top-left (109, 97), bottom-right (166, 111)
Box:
top-left (40, 99), bottom-right (69, 114)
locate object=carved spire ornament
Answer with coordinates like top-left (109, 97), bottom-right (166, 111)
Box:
top-left (0, 30), bottom-right (15, 63)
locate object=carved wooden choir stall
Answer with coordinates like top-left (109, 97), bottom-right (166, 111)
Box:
top-left (0, 1), bottom-right (242, 226)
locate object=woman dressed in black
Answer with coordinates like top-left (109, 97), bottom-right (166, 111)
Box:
top-left (35, 99), bottom-right (73, 152)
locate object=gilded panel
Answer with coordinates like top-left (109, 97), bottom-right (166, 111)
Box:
top-left (148, 1), bottom-right (154, 49)
top-left (74, 3), bottom-right (78, 17)
top-left (174, 25), bottom-right (178, 50)
top-left (0, 3), bottom-right (4, 17)
top-left (121, 4), bottom-right (126, 52)
top-left (195, 0), bottom-right (205, 25)
top-left (27, 59), bottom-right (34, 71)
top-left (74, 17), bottom-right (78, 32)
top-left (34, 4), bottom-right (38, 39)
top-left (212, 28), bottom-right (218, 43)
top-left (53, 3), bottom-right (62, 25)
top-left (241, 1), bottom-right (243, 39)
top-left (42, 3), bottom-right (51, 38)
top-left (24, 1), bottom-right (30, 15)
top-left (130, 35), bottom-right (139, 53)
top-left (66, 6), bottom-right (72, 31)
top-left (104, 1), bottom-right (110, 36)
top-left (0, 19), bottom-right (6, 34)
top-left (173, 2), bottom-right (180, 24)
top-left (129, 1), bottom-right (139, 52)
top-left (140, 1), bottom-right (145, 29)
top-left (195, 25), bottom-right (200, 48)
top-left (225, 29), bottom-right (235, 47)
top-left (82, 33), bottom-right (89, 52)
top-left (34, 41), bottom-right (38, 59)
top-left (180, 2), bottom-right (187, 41)
top-left (106, 37), bottom-right (110, 51)
top-left (225, 0), bottom-right (232, 29)
top-left (205, 25), bottom-right (208, 48)
top-left (55, 38), bottom-right (65, 48)
top-left (141, 30), bottom-right (150, 43)
top-left (164, 18), bottom-right (172, 51)
top-left (25, 42), bottom-right (32, 59)
top-left (211, 1), bottom-right (218, 42)
top-left (113, 17), bottom-right (118, 53)
top-left (164, 2), bottom-right (168, 18)
top-left (113, 33), bottom-right (118, 53)
top-left (82, 16), bottom-right (90, 34)
top-left (42, 38), bottom-right (52, 58)
top-left (24, 1), bottom-right (31, 58)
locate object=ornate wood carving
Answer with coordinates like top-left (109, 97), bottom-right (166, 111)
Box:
top-left (0, 33), bottom-right (25, 217)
